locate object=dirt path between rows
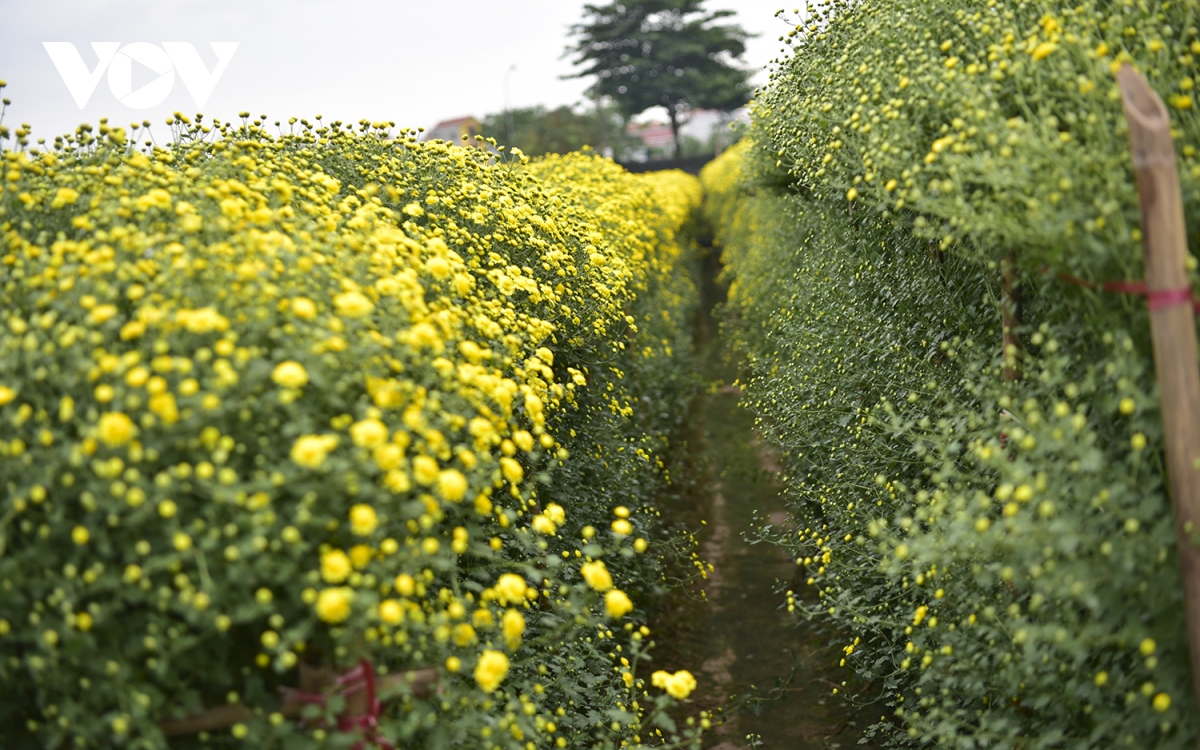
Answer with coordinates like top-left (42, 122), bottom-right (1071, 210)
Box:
top-left (657, 242), bottom-right (878, 749)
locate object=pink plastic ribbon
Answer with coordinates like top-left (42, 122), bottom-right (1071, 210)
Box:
top-left (1147, 286), bottom-right (1196, 311)
top-left (279, 660), bottom-right (394, 750)
top-left (1046, 267), bottom-right (1200, 314)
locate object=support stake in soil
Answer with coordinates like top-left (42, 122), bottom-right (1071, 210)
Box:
top-left (1117, 63), bottom-right (1200, 710)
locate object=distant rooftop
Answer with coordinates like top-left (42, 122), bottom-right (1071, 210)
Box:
top-left (423, 116), bottom-right (481, 145)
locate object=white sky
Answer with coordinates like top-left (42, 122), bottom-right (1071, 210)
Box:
top-left (0, 0), bottom-right (798, 145)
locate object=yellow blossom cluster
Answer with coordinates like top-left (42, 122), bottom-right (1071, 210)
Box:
top-left (0, 102), bottom-right (706, 749)
top-left (650, 669), bottom-right (696, 700)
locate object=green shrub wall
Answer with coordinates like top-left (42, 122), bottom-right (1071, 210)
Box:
top-left (703, 0), bottom-right (1200, 746)
top-left (0, 108), bottom-right (708, 750)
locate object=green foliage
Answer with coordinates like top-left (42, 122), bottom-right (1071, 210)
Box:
top-left (479, 105), bottom-right (642, 159)
top-left (702, 0), bottom-right (1200, 746)
top-left (481, 106), bottom-right (597, 157)
top-left (567, 0), bottom-right (753, 157)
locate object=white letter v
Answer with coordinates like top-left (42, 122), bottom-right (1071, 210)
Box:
top-left (164, 43), bottom-right (239, 109)
top-left (43, 42), bottom-right (120, 108)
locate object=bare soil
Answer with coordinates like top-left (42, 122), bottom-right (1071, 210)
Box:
top-left (647, 242), bottom-right (881, 750)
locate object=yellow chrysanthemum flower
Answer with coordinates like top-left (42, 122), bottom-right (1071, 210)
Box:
top-left (97, 412), bottom-right (135, 446)
top-left (412, 455), bottom-right (439, 486)
top-left (349, 504), bottom-right (378, 536)
top-left (580, 560), bottom-right (613, 592)
top-left (378, 599), bottom-right (404, 625)
top-left (271, 361), bottom-right (309, 388)
top-left (502, 609), bottom-right (525, 644)
top-left (320, 550), bottom-right (351, 583)
top-left (604, 589), bottom-right (633, 618)
top-left (291, 435), bottom-right (337, 468)
top-left (474, 649), bottom-right (510, 693)
top-left (350, 419), bottom-right (388, 448)
top-left (291, 297), bottom-right (317, 319)
top-left (495, 573), bottom-right (527, 604)
top-left (315, 588), bottom-right (352, 623)
top-left (437, 469), bottom-right (468, 502)
top-left (334, 291), bottom-right (373, 318)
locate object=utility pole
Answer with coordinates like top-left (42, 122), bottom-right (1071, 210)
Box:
top-left (594, 85), bottom-right (611, 159)
top-left (503, 64), bottom-right (516, 147)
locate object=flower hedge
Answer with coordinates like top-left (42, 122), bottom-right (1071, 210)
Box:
top-left (0, 101), bottom-right (707, 749)
top-left (704, 0), bottom-right (1200, 747)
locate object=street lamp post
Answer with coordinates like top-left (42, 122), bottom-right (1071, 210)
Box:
top-left (503, 64), bottom-right (516, 147)
top-left (594, 86), bottom-right (611, 159)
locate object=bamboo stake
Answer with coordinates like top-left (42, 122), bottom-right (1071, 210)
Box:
top-left (1117, 64), bottom-right (1200, 711)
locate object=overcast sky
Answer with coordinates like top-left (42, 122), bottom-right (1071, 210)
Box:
top-left (0, 0), bottom-right (798, 144)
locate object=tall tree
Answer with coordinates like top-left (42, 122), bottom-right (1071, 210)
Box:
top-left (567, 1), bottom-right (753, 159)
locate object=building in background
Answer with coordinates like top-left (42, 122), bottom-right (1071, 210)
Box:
top-left (624, 108), bottom-right (748, 161)
top-left (624, 121), bottom-right (676, 160)
top-left (423, 116), bottom-right (481, 146)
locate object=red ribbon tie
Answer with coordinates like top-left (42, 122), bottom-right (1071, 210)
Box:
top-left (1147, 286), bottom-right (1196, 311)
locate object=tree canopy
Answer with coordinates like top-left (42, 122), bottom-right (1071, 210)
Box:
top-left (567, 1), bottom-right (754, 158)
top-left (480, 104), bottom-right (638, 158)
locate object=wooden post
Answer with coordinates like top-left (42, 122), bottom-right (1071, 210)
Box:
top-left (158, 704), bottom-right (255, 736)
top-left (1117, 64), bottom-right (1200, 710)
